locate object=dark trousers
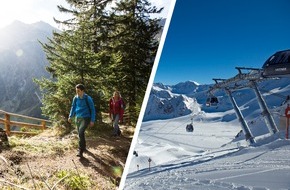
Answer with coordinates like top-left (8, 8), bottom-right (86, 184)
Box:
top-left (76, 117), bottom-right (90, 151)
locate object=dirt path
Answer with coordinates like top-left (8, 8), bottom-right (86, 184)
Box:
top-left (0, 127), bottom-right (133, 190)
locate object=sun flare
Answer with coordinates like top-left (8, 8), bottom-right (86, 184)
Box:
top-left (0, 1), bottom-right (33, 28)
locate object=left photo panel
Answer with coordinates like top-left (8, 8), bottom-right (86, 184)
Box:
top-left (0, 1), bottom-right (173, 189)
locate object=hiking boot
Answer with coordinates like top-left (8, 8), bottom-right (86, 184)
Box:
top-left (76, 150), bottom-right (83, 157)
top-left (117, 130), bottom-right (122, 136)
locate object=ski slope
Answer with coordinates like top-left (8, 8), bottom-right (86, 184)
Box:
top-left (123, 111), bottom-right (290, 189)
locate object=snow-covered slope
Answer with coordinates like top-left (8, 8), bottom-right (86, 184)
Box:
top-left (121, 77), bottom-right (290, 190)
top-left (125, 126), bottom-right (290, 189)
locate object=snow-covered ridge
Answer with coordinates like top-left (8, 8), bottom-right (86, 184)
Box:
top-left (145, 78), bottom-right (290, 122)
top-left (144, 81), bottom-right (201, 121)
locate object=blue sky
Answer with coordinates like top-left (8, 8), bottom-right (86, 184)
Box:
top-left (154, 0), bottom-right (290, 85)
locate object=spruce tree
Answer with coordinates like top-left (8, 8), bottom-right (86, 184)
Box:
top-left (36, 0), bottom-right (113, 125)
top-left (109, 0), bottom-right (163, 123)
top-left (35, 0), bottom-right (164, 127)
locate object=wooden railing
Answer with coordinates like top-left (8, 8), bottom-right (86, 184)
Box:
top-left (0, 110), bottom-right (52, 136)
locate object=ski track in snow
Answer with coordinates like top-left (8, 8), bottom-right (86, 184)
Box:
top-left (125, 142), bottom-right (290, 189)
top-left (124, 112), bottom-right (290, 190)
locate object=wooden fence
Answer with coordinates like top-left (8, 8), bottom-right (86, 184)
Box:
top-left (0, 110), bottom-right (52, 136)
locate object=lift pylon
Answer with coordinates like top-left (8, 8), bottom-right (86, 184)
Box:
top-left (249, 81), bottom-right (278, 134)
top-left (226, 89), bottom-right (256, 145)
top-left (209, 66), bottom-right (279, 144)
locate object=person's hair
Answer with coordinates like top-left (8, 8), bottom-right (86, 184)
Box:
top-left (113, 91), bottom-right (121, 97)
top-left (75, 84), bottom-right (85, 91)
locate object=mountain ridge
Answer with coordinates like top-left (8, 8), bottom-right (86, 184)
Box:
top-left (145, 78), bottom-right (290, 123)
top-left (0, 20), bottom-right (57, 118)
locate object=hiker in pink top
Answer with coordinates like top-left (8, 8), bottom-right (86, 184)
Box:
top-left (109, 91), bottom-right (125, 136)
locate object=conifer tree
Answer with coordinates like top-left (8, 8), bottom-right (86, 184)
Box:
top-left (36, 0), bottom-right (113, 124)
top-left (36, 0), bottom-right (164, 127)
top-left (109, 0), bottom-right (163, 122)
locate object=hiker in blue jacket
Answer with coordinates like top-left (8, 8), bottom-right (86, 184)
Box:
top-left (68, 84), bottom-right (96, 158)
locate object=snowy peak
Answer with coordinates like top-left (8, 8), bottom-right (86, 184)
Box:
top-left (144, 82), bottom-right (200, 121)
top-left (144, 81), bottom-right (209, 121)
top-left (151, 85), bottom-right (173, 99)
top-left (171, 80), bottom-right (200, 95)
top-left (153, 80), bottom-right (200, 95)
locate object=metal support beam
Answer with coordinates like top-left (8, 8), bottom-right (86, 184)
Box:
top-left (226, 89), bottom-right (256, 145)
top-left (213, 78), bottom-right (226, 84)
top-left (250, 81), bottom-right (279, 134)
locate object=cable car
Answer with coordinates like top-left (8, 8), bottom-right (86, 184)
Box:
top-left (206, 96), bottom-right (219, 107)
top-left (133, 151), bottom-right (138, 157)
top-left (186, 124), bottom-right (194, 132)
top-left (262, 49), bottom-right (290, 77)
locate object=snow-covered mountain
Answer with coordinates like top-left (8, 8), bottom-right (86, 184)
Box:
top-left (0, 21), bottom-right (57, 117)
top-left (144, 83), bottom-right (198, 121)
top-left (143, 81), bottom-right (203, 121)
top-left (121, 77), bottom-right (290, 190)
top-left (144, 79), bottom-right (290, 123)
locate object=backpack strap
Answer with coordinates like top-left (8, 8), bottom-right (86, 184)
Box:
top-left (73, 96), bottom-right (77, 108)
top-left (84, 94), bottom-right (92, 115)
top-left (74, 95), bottom-right (91, 115)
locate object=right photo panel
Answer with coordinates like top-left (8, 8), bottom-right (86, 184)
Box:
top-left (123, 0), bottom-right (290, 189)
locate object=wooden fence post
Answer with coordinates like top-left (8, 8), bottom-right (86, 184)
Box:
top-left (5, 113), bottom-right (10, 136)
top-left (41, 121), bottom-right (46, 131)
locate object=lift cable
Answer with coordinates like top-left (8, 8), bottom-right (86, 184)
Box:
top-left (140, 101), bottom-right (200, 145)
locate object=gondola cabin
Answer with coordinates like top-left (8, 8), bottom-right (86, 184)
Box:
top-left (133, 150), bottom-right (138, 157)
top-left (262, 50), bottom-right (290, 77)
top-left (206, 96), bottom-right (219, 107)
top-left (186, 124), bottom-right (194, 132)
